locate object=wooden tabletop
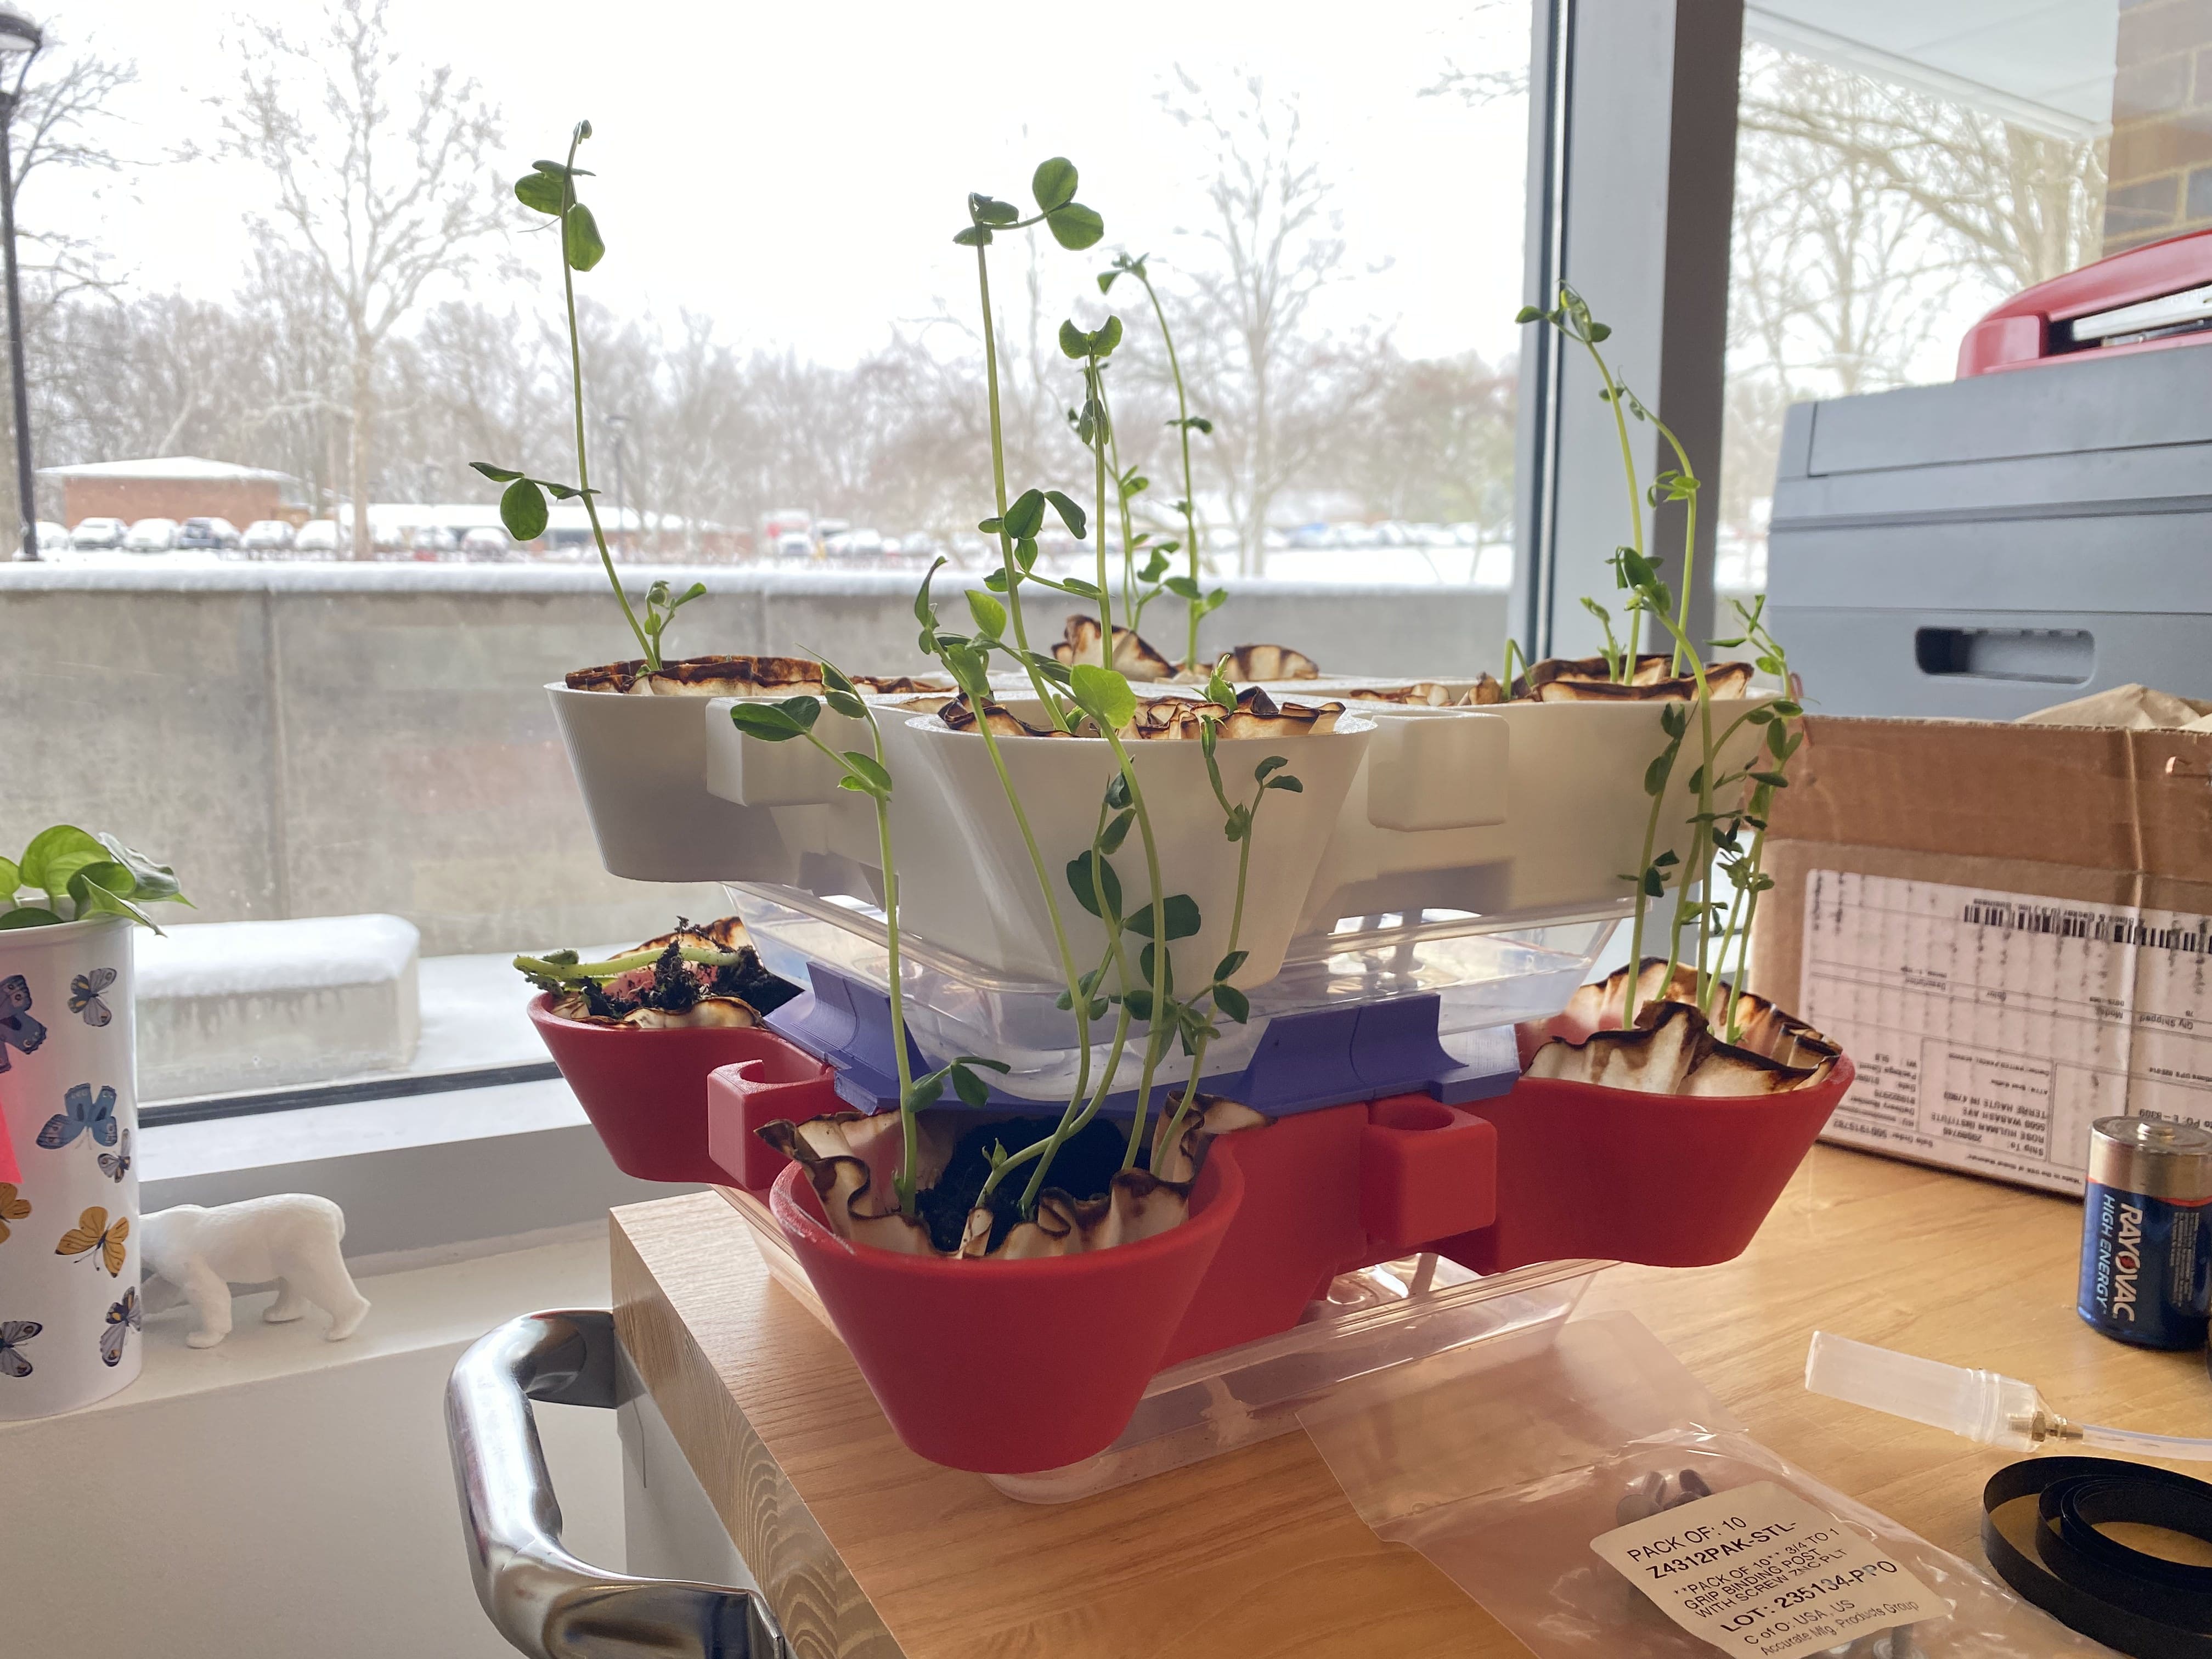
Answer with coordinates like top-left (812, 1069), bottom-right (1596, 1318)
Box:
top-left (611, 1145), bottom-right (2212, 1658)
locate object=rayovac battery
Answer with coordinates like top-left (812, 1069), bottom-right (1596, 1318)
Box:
top-left (2079, 1116), bottom-right (2212, 1351)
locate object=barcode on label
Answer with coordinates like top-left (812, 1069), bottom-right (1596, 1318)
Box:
top-left (1960, 899), bottom-right (2212, 957)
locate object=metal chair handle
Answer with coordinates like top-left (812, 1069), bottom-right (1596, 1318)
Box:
top-left (447, 1308), bottom-right (787, 1659)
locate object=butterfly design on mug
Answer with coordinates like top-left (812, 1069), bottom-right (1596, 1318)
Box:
top-left (37, 1082), bottom-right (119, 1152)
top-left (0, 974), bottom-right (45, 1072)
top-left (98, 1130), bottom-right (132, 1185)
top-left (0, 1320), bottom-right (39, 1378)
top-left (0, 1183), bottom-right (28, 1244)
top-left (55, 1206), bottom-right (128, 1276)
top-left (70, 967), bottom-right (116, 1029)
top-left (99, 1288), bottom-right (140, 1368)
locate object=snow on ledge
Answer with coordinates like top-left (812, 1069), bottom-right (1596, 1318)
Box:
top-left (137, 914), bottom-right (421, 997)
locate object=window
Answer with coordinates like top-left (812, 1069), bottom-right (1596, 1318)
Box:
top-left (2, 0), bottom-right (1538, 1110)
top-left (1723, 2), bottom-right (2124, 595)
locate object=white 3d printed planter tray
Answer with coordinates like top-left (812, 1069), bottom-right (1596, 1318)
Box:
top-left (724, 879), bottom-right (1620, 1111)
top-left (718, 1181), bottom-right (1608, 1504)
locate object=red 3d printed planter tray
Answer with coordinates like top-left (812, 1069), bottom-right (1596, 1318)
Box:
top-left (701, 1024), bottom-right (1854, 1359)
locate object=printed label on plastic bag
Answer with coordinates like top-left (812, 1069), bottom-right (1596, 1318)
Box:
top-left (1590, 1480), bottom-right (1947, 1656)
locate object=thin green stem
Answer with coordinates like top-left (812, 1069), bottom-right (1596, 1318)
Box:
top-left (1088, 357), bottom-right (1114, 668)
top-left (1156, 774), bottom-right (1260, 1161)
top-left (1135, 267), bottom-right (1203, 671)
top-left (514, 943), bottom-right (741, 981)
top-left (977, 244), bottom-right (1065, 725)
top-left (560, 129), bottom-right (650, 667)
top-left (1574, 330), bottom-right (1645, 680)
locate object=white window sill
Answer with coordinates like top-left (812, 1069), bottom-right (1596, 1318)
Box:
top-left (139, 1076), bottom-right (697, 1262)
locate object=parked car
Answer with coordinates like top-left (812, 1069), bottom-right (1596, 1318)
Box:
top-left (460, 526), bottom-right (514, 558)
top-left (176, 517), bottom-right (241, 550)
top-left (409, 525), bottom-right (459, 556)
top-left (20, 520), bottom-right (67, 556)
top-left (122, 517), bottom-right (178, 552)
top-left (70, 517), bottom-right (127, 550)
top-left (241, 519), bottom-right (296, 553)
top-left (293, 519), bottom-right (340, 555)
top-left (775, 530), bottom-right (815, 558)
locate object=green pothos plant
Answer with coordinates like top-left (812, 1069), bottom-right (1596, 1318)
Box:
top-left (471, 121), bottom-right (704, 673)
top-left (1520, 284), bottom-right (1805, 1040)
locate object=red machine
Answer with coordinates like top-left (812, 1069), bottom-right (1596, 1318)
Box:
top-left (1959, 226), bottom-right (2212, 376)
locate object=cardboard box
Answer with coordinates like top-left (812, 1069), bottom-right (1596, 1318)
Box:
top-left (1748, 716), bottom-right (2212, 1194)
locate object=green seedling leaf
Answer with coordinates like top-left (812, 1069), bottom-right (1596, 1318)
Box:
top-left (540, 481), bottom-right (585, 500)
top-left (951, 1065), bottom-right (993, 1109)
top-left (1222, 804), bottom-right (1250, 842)
top-left (1064, 852), bottom-right (1122, 920)
top-left (1096, 314), bottom-right (1122, 354)
top-left (1214, 983), bottom-right (1251, 1024)
top-left (1043, 490), bottom-right (1087, 539)
top-left (1058, 319), bottom-right (1087, 360)
top-left (563, 202), bottom-right (606, 271)
top-left (1660, 702), bottom-right (1689, 738)
top-left (1124, 894), bottom-right (1200, 941)
top-left (776, 695), bottom-right (822, 731)
top-left (1005, 489), bottom-right (1047, 540)
top-left (1099, 809), bottom-right (1134, 854)
top-left (824, 690), bottom-right (868, 719)
top-left (903, 1071), bottom-right (947, 1113)
top-left (0, 854), bottom-right (18, 898)
top-left (952, 225), bottom-right (992, 247)
top-left (500, 477), bottom-right (549, 541)
top-left (1068, 663), bottom-right (1136, 731)
top-left (1263, 775), bottom-right (1303, 792)
top-left (1643, 753), bottom-right (1672, 797)
top-left (967, 589), bottom-right (1008, 639)
top-left (1015, 536), bottom-right (1040, 571)
top-left (1214, 950), bottom-right (1248, 981)
top-left (1046, 201), bottom-right (1104, 250)
top-left (1254, 755), bottom-right (1289, 781)
top-left (1060, 577), bottom-right (1103, 601)
top-left (1122, 988), bottom-right (1154, 1022)
top-left (1772, 699), bottom-right (1803, 718)
top-left (1164, 575), bottom-right (1201, 601)
top-left (514, 172), bottom-right (566, 215)
top-left (1750, 770), bottom-right (1792, 788)
top-left (1514, 304), bottom-right (1544, 323)
top-left (981, 568), bottom-right (1009, 592)
top-left (973, 193), bottom-right (1020, 226)
top-left (0, 906), bottom-right (62, 930)
top-left (727, 701), bottom-right (806, 742)
top-left (1032, 157), bottom-right (1078, 211)
top-left (1766, 719), bottom-right (1792, 759)
top-left (841, 752), bottom-right (894, 797)
top-left (471, 461), bottom-right (525, 483)
top-left (1642, 868), bottom-right (1666, 898)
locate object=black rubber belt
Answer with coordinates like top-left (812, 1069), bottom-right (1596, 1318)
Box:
top-left (1983, 1457), bottom-right (2212, 1658)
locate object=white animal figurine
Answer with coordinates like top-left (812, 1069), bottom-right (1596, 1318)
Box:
top-left (141, 1194), bottom-right (371, 1349)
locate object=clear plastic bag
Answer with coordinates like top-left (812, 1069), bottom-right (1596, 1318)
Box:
top-left (1298, 1313), bottom-right (2113, 1657)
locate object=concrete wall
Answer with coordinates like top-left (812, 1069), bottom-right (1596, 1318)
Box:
top-left (0, 563), bottom-right (1505, 954)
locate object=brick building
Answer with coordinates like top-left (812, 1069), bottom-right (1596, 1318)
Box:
top-left (2107, 0), bottom-right (2212, 251)
top-left (42, 456), bottom-right (310, 530)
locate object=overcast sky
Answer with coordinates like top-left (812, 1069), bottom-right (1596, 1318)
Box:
top-left (33, 0), bottom-right (1534, 368)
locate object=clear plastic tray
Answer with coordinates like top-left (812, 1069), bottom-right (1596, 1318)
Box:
top-left (720, 1184), bottom-right (1606, 1502)
top-left (726, 881), bottom-right (1618, 1101)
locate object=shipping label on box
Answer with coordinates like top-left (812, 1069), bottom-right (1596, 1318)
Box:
top-left (1799, 870), bottom-right (2212, 1193)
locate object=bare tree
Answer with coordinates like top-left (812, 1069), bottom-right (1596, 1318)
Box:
top-left (1161, 70), bottom-right (1383, 575)
top-left (212, 0), bottom-right (506, 558)
top-left (1723, 44), bottom-right (2108, 558)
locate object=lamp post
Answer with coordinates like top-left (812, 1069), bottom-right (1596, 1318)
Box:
top-left (0, 6), bottom-right (40, 561)
top-left (605, 412), bottom-right (629, 558)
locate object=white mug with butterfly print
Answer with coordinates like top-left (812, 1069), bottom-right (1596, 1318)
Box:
top-left (0, 915), bottom-right (139, 1418)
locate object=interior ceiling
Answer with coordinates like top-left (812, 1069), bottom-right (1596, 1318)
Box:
top-left (1745, 0), bottom-right (2118, 139)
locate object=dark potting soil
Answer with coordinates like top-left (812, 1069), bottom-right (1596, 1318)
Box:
top-left (912, 1115), bottom-right (1139, 1254)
